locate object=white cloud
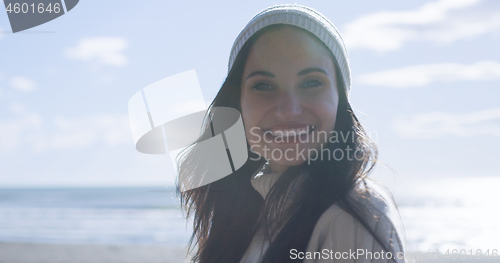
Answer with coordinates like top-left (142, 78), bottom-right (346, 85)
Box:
top-left (64, 37), bottom-right (128, 67)
top-left (357, 60), bottom-right (500, 88)
top-left (342, 0), bottom-right (500, 51)
top-left (10, 76), bottom-right (37, 92)
top-left (0, 103), bottom-right (133, 153)
top-left (395, 108), bottom-right (500, 138)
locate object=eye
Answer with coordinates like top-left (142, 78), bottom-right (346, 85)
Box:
top-left (251, 82), bottom-right (274, 91)
top-left (301, 78), bottom-right (323, 89)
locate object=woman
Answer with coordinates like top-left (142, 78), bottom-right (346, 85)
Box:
top-left (178, 4), bottom-right (406, 263)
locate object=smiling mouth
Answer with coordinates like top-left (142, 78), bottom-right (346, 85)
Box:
top-left (263, 125), bottom-right (316, 143)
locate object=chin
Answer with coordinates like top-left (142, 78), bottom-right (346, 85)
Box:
top-left (265, 143), bottom-right (320, 166)
top-left (272, 159), bottom-right (307, 168)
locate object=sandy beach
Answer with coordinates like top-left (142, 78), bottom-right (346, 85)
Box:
top-left (0, 242), bottom-right (192, 263)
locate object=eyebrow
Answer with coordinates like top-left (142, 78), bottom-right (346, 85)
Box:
top-left (298, 67), bottom-right (329, 76)
top-left (245, 67), bottom-right (329, 80)
top-left (245, 71), bottom-right (274, 80)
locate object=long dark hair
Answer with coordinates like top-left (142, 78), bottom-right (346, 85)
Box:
top-left (178, 25), bottom-right (397, 263)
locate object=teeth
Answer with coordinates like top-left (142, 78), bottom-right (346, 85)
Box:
top-left (268, 125), bottom-right (316, 137)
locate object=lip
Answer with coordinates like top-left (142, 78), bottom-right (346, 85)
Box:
top-left (262, 123), bottom-right (317, 144)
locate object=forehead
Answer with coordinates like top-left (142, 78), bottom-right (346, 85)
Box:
top-left (245, 26), bottom-right (334, 71)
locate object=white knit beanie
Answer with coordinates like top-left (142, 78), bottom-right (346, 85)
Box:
top-left (228, 4), bottom-right (352, 95)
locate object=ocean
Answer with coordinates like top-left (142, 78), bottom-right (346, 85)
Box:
top-left (0, 187), bottom-right (192, 245)
top-left (1, 176), bottom-right (500, 253)
top-left (385, 176), bottom-right (500, 253)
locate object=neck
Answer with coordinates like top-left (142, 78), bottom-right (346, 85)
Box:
top-left (269, 161), bottom-right (289, 173)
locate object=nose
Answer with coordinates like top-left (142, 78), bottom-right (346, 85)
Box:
top-left (274, 90), bottom-right (303, 121)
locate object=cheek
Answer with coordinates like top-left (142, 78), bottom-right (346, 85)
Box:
top-left (310, 106), bottom-right (336, 130)
top-left (241, 89), bottom-right (275, 126)
top-left (310, 95), bottom-right (339, 130)
top-left (240, 91), bottom-right (255, 128)
top-left (241, 92), bottom-right (263, 143)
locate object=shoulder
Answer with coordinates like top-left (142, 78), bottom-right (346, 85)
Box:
top-left (304, 179), bottom-right (406, 262)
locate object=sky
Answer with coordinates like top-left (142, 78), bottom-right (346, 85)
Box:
top-left (0, 0), bottom-right (499, 187)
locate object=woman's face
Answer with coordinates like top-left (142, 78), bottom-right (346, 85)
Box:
top-left (240, 26), bottom-right (339, 172)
